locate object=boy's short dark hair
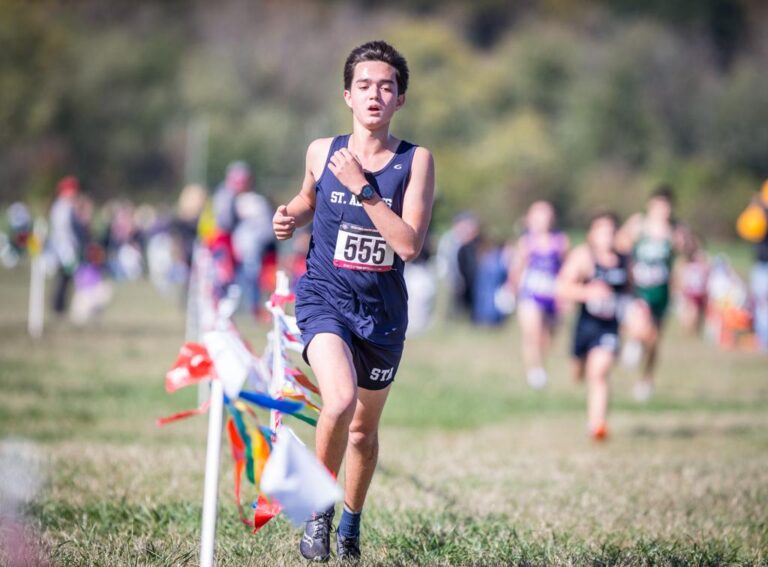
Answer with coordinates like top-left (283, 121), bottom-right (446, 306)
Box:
top-left (650, 184), bottom-right (675, 205)
top-left (344, 40), bottom-right (409, 95)
top-left (589, 209), bottom-right (619, 228)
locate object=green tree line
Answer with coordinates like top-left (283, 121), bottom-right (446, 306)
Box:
top-left (1, 0), bottom-right (766, 236)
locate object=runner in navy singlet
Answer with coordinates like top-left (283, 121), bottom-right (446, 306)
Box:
top-left (272, 41), bottom-right (434, 562)
top-left (508, 201), bottom-right (569, 389)
top-left (557, 211), bottom-right (630, 441)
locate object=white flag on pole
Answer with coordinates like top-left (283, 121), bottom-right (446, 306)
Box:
top-left (260, 426), bottom-right (341, 526)
top-left (203, 330), bottom-right (251, 399)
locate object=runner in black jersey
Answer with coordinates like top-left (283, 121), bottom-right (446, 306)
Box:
top-left (557, 211), bottom-right (630, 441)
top-left (272, 41), bottom-right (435, 562)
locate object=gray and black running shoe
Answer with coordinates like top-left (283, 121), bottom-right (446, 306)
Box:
top-left (336, 532), bottom-right (361, 562)
top-left (299, 507), bottom-right (335, 562)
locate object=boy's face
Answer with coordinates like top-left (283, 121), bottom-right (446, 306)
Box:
top-left (527, 202), bottom-right (554, 233)
top-left (344, 61), bottom-right (405, 129)
top-left (588, 217), bottom-right (616, 251)
top-left (228, 170), bottom-right (250, 193)
top-left (647, 196), bottom-right (672, 221)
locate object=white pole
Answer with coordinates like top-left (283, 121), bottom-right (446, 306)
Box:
top-left (28, 218), bottom-right (47, 339)
top-left (188, 244), bottom-right (211, 407)
top-left (269, 271), bottom-right (290, 434)
top-left (192, 245), bottom-right (217, 407)
top-left (28, 255), bottom-right (45, 338)
top-left (199, 377), bottom-right (224, 567)
top-left (199, 283), bottom-right (239, 566)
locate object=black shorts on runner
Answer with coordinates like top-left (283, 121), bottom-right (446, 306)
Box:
top-left (572, 315), bottom-right (620, 360)
top-left (298, 304), bottom-right (404, 391)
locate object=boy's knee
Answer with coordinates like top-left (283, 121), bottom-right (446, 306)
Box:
top-left (348, 426), bottom-right (378, 456)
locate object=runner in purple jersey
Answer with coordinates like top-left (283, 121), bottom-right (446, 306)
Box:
top-left (272, 41), bottom-right (435, 562)
top-left (507, 201), bottom-right (569, 389)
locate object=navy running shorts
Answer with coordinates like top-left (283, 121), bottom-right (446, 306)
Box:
top-left (572, 315), bottom-right (620, 360)
top-left (297, 302), bottom-right (404, 391)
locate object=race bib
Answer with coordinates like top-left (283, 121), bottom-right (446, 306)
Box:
top-left (683, 266), bottom-right (708, 295)
top-left (586, 295), bottom-right (617, 320)
top-left (632, 263), bottom-right (669, 288)
top-left (333, 222), bottom-right (394, 272)
top-left (523, 269), bottom-right (556, 298)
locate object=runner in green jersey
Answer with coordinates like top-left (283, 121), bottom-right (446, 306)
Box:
top-left (616, 185), bottom-right (689, 401)
top-left (632, 227), bottom-right (675, 323)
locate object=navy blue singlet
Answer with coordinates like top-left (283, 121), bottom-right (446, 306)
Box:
top-left (295, 134), bottom-right (418, 346)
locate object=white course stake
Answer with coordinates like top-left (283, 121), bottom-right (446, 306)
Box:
top-left (189, 244), bottom-right (217, 407)
top-left (27, 218), bottom-right (47, 339)
top-left (269, 271), bottom-right (290, 435)
top-left (199, 286), bottom-right (239, 567)
top-left (199, 377), bottom-right (224, 567)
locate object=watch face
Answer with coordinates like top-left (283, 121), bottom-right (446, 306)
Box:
top-left (361, 185), bottom-right (375, 200)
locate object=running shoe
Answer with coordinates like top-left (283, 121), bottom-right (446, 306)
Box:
top-left (336, 531), bottom-right (361, 562)
top-left (632, 379), bottom-right (654, 402)
top-left (300, 507), bottom-right (335, 562)
top-left (621, 340), bottom-right (644, 369)
top-left (591, 422), bottom-right (608, 441)
top-left (526, 367), bottom-right (548, 390)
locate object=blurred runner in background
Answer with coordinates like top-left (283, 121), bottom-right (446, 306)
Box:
top-left (677, 234), bottom-right (710, 337)
top-left (557, 211), bottom-right (631, 441)
top-left (507, 201), bottom-right (569, 388)
top-left (616, 186), bottom-right (688, 401)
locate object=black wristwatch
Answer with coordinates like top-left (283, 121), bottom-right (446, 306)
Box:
top-left (359, 184), bottom-right (376, 202)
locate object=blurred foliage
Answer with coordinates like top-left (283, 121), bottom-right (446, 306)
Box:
top-left (0, 0), bottom-right (766, 237)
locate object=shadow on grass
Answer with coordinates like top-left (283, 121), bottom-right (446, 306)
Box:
top-left (629, 422), bottom-right (759, 440)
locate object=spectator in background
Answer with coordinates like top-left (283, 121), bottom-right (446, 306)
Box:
top-left (70, 194), bottom-right (112, 325)
top-left (436, 212), bottom-right (480, 319)
top-left (140, 203), bottom-right (184, 294)
top-left (7, 202), bottom-right (32, 257)
top-left (233, 189), bottom-right (274, 316)
top-left (171, 183), bottom-right (207, 282)
top-left (102, 200), bottom-right (143, 281)
top-left (211, 161), bottom-right (251, 298)
top-left (736, 180), bottom-right (768, 351)
top-left (751, 185), bottom-right (768, 352)
top-left (1, 202), bottom-right (32, 268)
top-left (405, 233), bottom-right (437, 335)
top-left (472, 236), bottom-right (511, 327)
top-left (48, 176), bottom-right (81, 315)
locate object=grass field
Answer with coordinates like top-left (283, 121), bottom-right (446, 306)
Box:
top-left (1, 264), bottom-right (767, 566)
